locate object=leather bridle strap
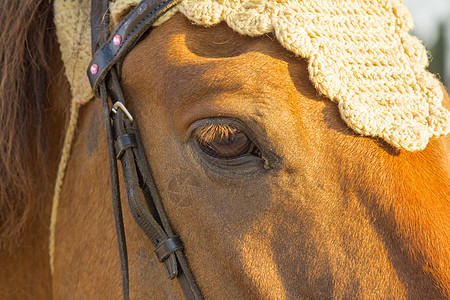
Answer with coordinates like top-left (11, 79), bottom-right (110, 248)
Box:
top-left (89, 0), bottom-right (181, 97)
top-left (91, 2), bottom-right (130, 298)
top-left (89, 1), bottom-right (203, 299)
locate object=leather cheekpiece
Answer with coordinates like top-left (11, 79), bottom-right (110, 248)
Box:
top-left (90, 1), bottom-right (204, 299)
top-left (155, 236), bottom-right (184, 262)
top-left (115, 133), bottom-right (137, 159)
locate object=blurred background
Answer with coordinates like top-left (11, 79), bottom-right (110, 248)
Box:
top-left (405, 0), bottom-right (450, 88)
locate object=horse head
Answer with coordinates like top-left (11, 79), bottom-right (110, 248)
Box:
top-left (0, 0), bottom-right (449, 298)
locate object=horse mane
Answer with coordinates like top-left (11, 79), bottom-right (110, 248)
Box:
top-left (0, 0), bottom-right (55, 250)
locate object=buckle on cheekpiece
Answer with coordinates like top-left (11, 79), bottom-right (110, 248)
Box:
top-left (111, 101), bottom-right (134, 122)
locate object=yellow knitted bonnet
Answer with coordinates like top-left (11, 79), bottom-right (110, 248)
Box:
top-left (54, 0), bottom-right (450, 151)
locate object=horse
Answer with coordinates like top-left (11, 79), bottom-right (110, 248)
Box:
top-left (0, 0), bottom-right (449, 298)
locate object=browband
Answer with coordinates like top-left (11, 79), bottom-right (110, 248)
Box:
top-left (87, 0), bottom-right (181, 95)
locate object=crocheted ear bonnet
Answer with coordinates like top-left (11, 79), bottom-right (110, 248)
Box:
top-left (54, 0), bottom-right (450, 151)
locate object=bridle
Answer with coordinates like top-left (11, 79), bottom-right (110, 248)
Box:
top-left (87, 1), bottom-right (203, 299)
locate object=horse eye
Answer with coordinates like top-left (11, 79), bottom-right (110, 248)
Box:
top-left (196, 125), bottom-right (261, 159)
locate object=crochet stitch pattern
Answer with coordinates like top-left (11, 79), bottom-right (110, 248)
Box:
top-left (55, 0), bottom-right (450, 151)
top-left (54, 0), bottom-right (93, 105)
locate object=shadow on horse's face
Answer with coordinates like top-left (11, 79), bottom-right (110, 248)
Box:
top-left (52, 12), bottom-right (449, 299)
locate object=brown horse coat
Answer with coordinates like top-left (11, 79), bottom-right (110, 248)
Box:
top-left (0, 2), bottom-right (449, 299)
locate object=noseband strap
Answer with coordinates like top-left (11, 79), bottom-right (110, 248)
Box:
top-left (89, 1), bottom-right (203, 299)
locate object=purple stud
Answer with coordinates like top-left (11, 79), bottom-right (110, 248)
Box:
top-left (113, 34), bottom-right (122, 46)
top-left (90, 64), bottom-right (98, 75)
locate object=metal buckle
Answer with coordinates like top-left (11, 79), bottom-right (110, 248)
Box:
top-left (111, 101), bottom-right (134, 122)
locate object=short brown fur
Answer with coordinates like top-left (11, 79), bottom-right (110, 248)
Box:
top-left (51, 14), bottom-right (450, 299)
top-left (1, 4), bottom-right (450, 299)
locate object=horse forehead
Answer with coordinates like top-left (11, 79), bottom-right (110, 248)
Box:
top-left (123, 14), bottom-right (310, 102)
top-left (128, 14), bottom-right (293, 67)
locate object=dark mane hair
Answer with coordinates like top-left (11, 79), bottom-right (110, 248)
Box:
top-left (0, 0), bottom-right (55, 250)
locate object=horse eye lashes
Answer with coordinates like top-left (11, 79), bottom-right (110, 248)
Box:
top-left (193, 123), bottom-right (238, 143)
top-left (193, 123), bottom-right (261, 159)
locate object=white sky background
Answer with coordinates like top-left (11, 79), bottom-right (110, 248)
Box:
top-left (404, 0), bottom-right (450, 85)
top-left (405, 0), bottom-right (450, 43)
